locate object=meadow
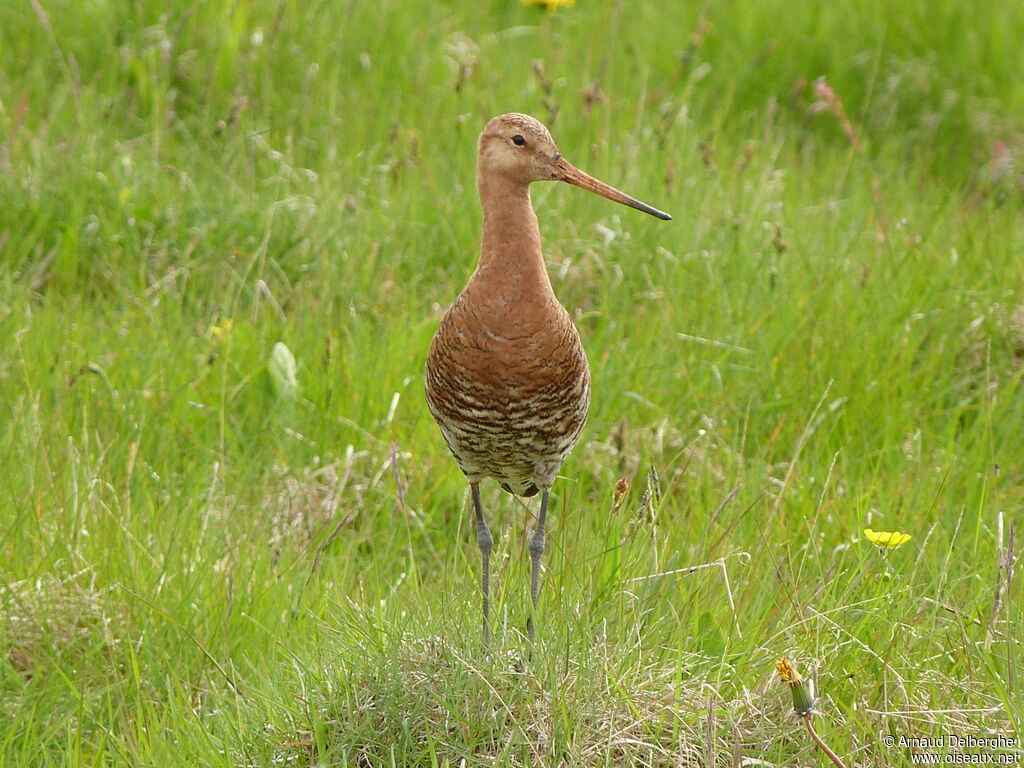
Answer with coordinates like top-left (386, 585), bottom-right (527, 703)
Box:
top-left (1, 0), bottom-right (1022, 765)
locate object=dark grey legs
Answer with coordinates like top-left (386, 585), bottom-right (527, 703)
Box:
top-left (471, 485), bottom-right (549, 644)
top-left (470, 483), bottom-right (493, 645)
top-left (526, 489), bottom-right (549, 642)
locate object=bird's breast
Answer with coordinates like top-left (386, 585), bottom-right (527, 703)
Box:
top-left (427, 291), bottom-right (589, 405)
top-left (425, 290), bottom-right (591, 487)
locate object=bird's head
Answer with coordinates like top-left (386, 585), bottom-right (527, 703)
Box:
top-left (477, 113), bottom-right (671, 221)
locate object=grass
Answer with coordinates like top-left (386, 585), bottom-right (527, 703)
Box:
top-left (1, 0), bottom-right (1022, 765)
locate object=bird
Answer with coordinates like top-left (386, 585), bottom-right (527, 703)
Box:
top-left (425, 113), bottom-right (670, 644)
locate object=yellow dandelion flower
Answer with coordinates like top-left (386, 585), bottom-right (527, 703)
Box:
top-left (775, 656), bottom-right (817, 716)
top-left (863, 528), bottom-right (911, 548)
top-left (775, 656), bottom-right (802, 684)
top-left (210, 317), bottom-right (233, 341)
top-left (522, 0), bottom-right (575, 12)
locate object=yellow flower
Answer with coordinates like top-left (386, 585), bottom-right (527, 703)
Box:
top-left (775, 656), bottom-right (802, 684)
top-left (775, 656), bottom-right (817, 716)
top-left (863, 528), bottom-right (911, 548)
top-left (522, 0), bottom-right (575, 11)
top-left (210, 317), bottom-right (233, 341)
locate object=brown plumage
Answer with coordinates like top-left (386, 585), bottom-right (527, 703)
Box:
top-left (425, 113), bottom-right (670, 643)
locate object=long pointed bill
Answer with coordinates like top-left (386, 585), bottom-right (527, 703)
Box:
top-left (553, 157), bottom-right (672, 221)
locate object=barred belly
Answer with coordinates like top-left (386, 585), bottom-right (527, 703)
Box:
top-left (425, 308), bottom-right (591, 496)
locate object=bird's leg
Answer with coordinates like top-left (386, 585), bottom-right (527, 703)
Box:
top-left (471, 483), bottom-right (493, 646)
top-left (526, 489), bottom-right (549, 642)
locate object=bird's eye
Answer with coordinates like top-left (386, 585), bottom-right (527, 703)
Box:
top-left (512, 134), bottom-right (526, 147)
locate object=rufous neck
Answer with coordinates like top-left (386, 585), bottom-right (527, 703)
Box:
top-left (472, 172), bottom-right (554, 296)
